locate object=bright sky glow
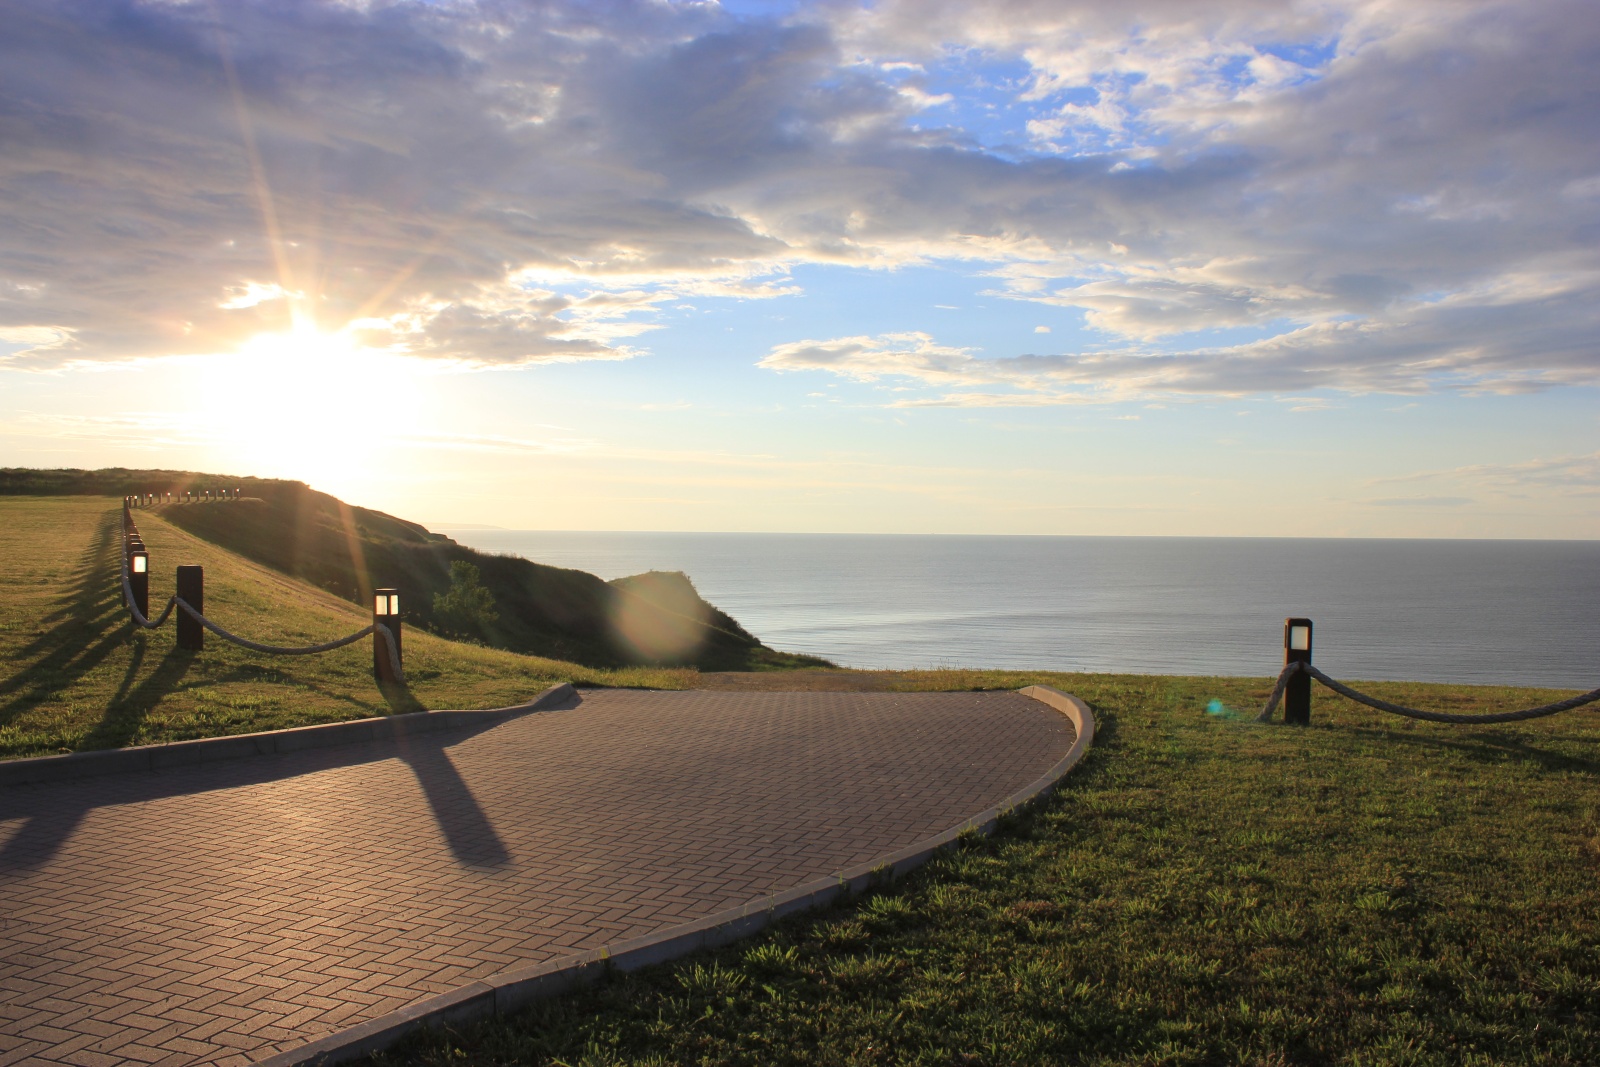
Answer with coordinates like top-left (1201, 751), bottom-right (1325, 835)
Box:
top-left (195, 323), bottom-right (428, 489)
top-left (0, 0), bottom-right (1596, 537)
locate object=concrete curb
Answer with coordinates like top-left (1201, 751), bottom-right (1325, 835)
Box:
top-left (252, 685), bottom-right (1095, 1067)
top-left (0, 683), bottom-right (578, 788)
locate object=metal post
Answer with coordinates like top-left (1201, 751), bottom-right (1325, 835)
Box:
top-left (177, 566), bottom-right (204, 650)
top-left (373, 587), bottom-right (402, 682)
top-left (1284, 617), bottom-right (1313, 725)
top-left (129, 550), bottom-right (149, 619)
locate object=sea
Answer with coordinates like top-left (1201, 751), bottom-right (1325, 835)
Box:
top-left (439, 532), bottom-right (1600, 690)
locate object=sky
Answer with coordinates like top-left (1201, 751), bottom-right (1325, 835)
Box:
top-left (1, 0), bottom-right (1597, 537)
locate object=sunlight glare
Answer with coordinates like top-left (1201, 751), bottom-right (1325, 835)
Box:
top-left (198, 323), bottom-right (424, 495)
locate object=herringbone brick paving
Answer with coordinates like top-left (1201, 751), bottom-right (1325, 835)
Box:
top-left (0, 689), bottom-right (1072, 1066)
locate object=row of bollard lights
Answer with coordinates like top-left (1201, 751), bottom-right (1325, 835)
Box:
top-left (122, 506), bottom-right (203, 651)
top-left (125, 488), bottom-right (241, 507)
top-left (121, 499), bottom-right (403, 682)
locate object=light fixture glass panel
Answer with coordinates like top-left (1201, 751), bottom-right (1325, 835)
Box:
top-left (132, 555), bottom-right (147, 574)
top-left (375, 594), bottom-right (388, 615)
top-left (1289, 625), bottom-right (1310, 651)
top-left (389, 595), bottom-right (400, 614)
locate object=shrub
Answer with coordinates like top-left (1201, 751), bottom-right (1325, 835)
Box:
top-left (431, 560), bottom-right (498, 639)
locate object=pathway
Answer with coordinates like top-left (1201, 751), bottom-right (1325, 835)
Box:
top-left (0, 689), bottom-right (1073, 1067)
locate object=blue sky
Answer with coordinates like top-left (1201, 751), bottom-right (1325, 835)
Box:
top-left (1, 0), bottom-right (1596, 536)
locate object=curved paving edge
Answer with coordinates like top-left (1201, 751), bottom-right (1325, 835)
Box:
top-left (254, 685), bottom-right (1095, 1067)
top-left (0, 683), bottom-right (578, 788)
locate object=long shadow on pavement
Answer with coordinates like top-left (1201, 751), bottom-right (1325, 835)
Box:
top-left (0, 689), bottom-right (575, 874)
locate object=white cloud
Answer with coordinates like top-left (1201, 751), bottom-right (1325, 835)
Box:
top-left (0, 0), bottom-right (1594, 403)
top-left (1365, 496), bottom-right (1474, 507)
top-left (1370, 452), bottom-right (1600, 498)
top-left (758, 268), bottom-right (1600, 403)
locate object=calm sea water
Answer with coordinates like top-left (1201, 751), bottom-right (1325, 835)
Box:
top-left (441, 532), bottom-right (1600, 689)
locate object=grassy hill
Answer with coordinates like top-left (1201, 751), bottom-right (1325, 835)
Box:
top-left (0, 495), bottom-right (702, 760)
top-left (0, 468), bottom-right (829, 672)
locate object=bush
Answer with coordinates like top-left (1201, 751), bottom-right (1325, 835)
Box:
top-left (431, 560), bottom-right (498, 639)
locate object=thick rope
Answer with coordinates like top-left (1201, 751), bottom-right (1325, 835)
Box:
top-left (1259, 660), bottom-right (1600, 724)
top-left (117, 519), bottom-right (405, 679)
top-left (1255, 661), bottom-right (1302, 723)
top-left (121, 568), bottom-right (179, 629)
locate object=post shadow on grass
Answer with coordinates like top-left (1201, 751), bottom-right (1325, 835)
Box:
top-left (105, 630), bottom-right (150, 711)
top-left (0, 513), bottom-right (132, 730)
top-left (80, 645), bottom-right (198, 753)
top-left (1346, 724), bottom-right (1600, 777)
top-left (0, 689), bottom-right (562, 873)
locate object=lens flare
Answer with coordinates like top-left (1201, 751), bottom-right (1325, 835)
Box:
top-left (1205, 698), bottom-right (1243, 720)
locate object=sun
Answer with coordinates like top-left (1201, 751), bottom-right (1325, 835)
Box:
top-left (198, 321), bottom-right (424, 492)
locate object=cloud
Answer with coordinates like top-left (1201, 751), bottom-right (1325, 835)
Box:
top-left (758, 270), bottom-right (1600, 403)
top-left (0, 0), bottom-right (812, 368)
top-left (1370, 451), bottom-right (1600, 499)
top-left (1364, 496), bottom-right (1474, 508)
top-left (0, 0), bottom-right (1595, 402)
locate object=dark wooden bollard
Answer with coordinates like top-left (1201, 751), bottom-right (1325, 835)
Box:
top-left (129, 550), bottom-right (149, 619)
top-left (177, 565), bottom-right (205, 650)
top-left (373, 587), bottom-right (402, 682)
top-left (1284, 617), bottom-right (1313, 725)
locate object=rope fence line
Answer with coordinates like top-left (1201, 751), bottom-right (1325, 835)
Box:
top-left (118, 507), bottom-right (405, 682)
top-left (1258, 660), bottom-right (1600, 724)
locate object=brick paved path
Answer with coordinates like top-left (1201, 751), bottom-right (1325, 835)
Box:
top-left (0, 689), bottom-right (1073, 1067)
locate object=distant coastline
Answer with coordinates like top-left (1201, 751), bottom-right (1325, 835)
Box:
top-left (447, 529), bottom-right (1600, 690)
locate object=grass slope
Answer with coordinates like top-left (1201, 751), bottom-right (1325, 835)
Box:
top-left (0, 467), bottom-right (830, 671)
top-left (376, 671), bottom-right (1600, 1067)
top-left (0, 496), bottom-right (692, 760)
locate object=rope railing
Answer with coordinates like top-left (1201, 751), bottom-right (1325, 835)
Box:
top-left (1258, 660), bottom-right (1600, 724)
top-left (117, 509), bottom-right (405, 681)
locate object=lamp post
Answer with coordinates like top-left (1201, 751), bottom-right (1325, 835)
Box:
top-left (373, 588), bottom-right (402, 682)
top-left (129, 550), bottom-right (149, 619)
top-left (1284, 617), bottom-right (1313, 725)
top-left (177, 566), bottom-right (204, 650)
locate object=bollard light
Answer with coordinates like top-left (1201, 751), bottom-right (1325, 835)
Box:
top-left (372, 587), bottom-right (403, 682)
top-left (177, 566), bottom-right (204, 650)
top-left (129, 550), bottom-right (149, 619)
top-left (1283, 617), bottom-right (1313, 725)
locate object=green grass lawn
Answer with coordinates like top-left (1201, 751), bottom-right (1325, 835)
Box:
top-left (372, 670), bottom-right (1600, 1067)
top-left (0, 496), bottom-right (692, 759)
